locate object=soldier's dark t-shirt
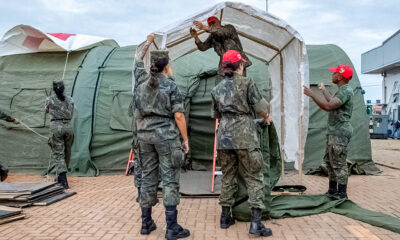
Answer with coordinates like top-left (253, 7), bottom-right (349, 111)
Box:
top-left (211, 73), bottom-right (269, 149)
top-left (196, 24), bottom-right (252, 69)
top-left (45, 95), bottom-right (74, 120)
top-left (134, 69), bottom-right (185, 143)
top-left (327, 84), bottom-right (354, 138)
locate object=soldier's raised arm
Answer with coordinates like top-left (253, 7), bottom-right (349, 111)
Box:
top-left (134, 33), bottom-right (154, 85)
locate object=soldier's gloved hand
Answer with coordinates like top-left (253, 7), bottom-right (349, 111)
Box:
top-left (183, 140), bottom-right (189, 154)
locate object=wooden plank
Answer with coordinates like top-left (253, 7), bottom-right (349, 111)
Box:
top-left (33, 191), bottom-right (76, 206)
top-left (0, 214), bottom-right (25, 225)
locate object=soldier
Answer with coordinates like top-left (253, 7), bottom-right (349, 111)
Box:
top-left (134, 33), bottom-right (190, 240)
top-left (45, 81), bottom-right (74, 189)
top-left (189, 16), bottom-right (252, 76)
top-left (304, 64), bottom-right (354, 199)
top-left (0, 111), bottom-right (19, 181)
top-left (211, 50), bottom-right (272, 237)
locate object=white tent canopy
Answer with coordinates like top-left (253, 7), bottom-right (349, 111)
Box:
top-left (151, 1), bottom-right (309, 170)
top-left (0, 24), bottom-right (119, 56)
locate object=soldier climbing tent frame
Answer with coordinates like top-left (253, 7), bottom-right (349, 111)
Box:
top-left (149, 2), bottom-right (310, 175)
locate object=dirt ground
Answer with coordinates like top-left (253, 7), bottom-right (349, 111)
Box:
top-left (0, 139), bottom-right (399, 240)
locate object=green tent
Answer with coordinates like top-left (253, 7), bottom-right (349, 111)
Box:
top-left (0, 44), bottom-right (378, 176)
top-left (305, 44), bottom-right (379, 175)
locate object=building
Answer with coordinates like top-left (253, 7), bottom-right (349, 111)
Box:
top-left (362, 30), bottom-right (400, 135)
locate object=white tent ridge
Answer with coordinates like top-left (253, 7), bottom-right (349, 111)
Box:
top-left (0, 24), bottom-right (119, 56)
top-left (150, 1), bottom-right (309, 171)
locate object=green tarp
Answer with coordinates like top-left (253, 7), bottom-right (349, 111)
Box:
top-left (234, 194), bottom-right (400, 234)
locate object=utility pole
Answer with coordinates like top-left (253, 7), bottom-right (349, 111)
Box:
top-left (266, 0), bottom-right (269, 12)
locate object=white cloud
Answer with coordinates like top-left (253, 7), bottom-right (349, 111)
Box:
top-left (38, 0), bottom-right (90, 14)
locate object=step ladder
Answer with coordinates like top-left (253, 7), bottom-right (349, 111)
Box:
top-left (211, 119), bottom-right (221, 192)
top-left (125, 149), bottom-right (134, 176)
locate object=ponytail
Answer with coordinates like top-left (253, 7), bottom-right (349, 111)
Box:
top-left (222, 61), bottom-right (241, 78)
top-left (53, 81), bottom-right (65, 101)
top-left (149, 57), bottom-right (169, 89)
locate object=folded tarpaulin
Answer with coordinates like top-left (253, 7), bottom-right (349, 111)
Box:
top-left (233, 194), bottom-right (400, 234)
top-left (0, 24), bottom-right (119, 56)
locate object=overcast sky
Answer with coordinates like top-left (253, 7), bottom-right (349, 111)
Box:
top-left (1, 0), bottom-right (399, 102)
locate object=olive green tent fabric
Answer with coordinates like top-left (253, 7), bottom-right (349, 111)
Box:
top-left (234, 194), bottom-right (400, 234)
top-left (0, 44), bottom-right (378, 177)
top-left (304, 45), bottom-right (379, 175)
top-left (90, 46), bottom-right (136, 174)
top-left (68, 46), bottom-right (117, 176)
top-left (0, 51), bottom-right (87, 173)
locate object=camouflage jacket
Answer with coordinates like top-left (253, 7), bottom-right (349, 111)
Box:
top-left (211, 73), bottom-right (269, 149)
top-left (134, 72), bottom-right (185, 143)
top-left (196, 24), bottom-right (252, 69)
top-left (45, 95), bottom-right (74, 120)
top-left (0, 111), bottom-right (14, 122)
top-left (327, 84), bottom-right (354, 138)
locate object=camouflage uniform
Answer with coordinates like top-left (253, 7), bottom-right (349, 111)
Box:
top-left (134, 61), bottom-right (185, 208)
top-left (211, 73), bottom-right (270, 210)
top-left (323, 84), bottom-right (353, 185)
top-left (45, 95), bottom-right (74, 175)
top-left (0, 111), bottom-right (14, 181)
top-left (196, 24), bottom-right (252, 77)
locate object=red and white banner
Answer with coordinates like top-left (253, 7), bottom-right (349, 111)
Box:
top-left (0, 25), bottom-right (119, 56)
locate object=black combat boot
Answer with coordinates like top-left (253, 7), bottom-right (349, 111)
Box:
top-left (249, 208), bottom-right (272, 237)
top-left (335, 184), bottom-right (348, 199)
top-left (326, 180), bottom-right (337, 196)
top-left (141, 207), bottom-right (157, 235)
top-left (0, 165), bottom-right (8, 182)
top-left (57, 172), bottom-right (69, 189)
top-left (220, 206), bottom-right (235, 229)
top-left (165, 206), bottom-right (190, 240)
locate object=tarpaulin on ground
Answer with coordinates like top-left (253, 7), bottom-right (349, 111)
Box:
top-left (234, 194), bottom-right (400, 234)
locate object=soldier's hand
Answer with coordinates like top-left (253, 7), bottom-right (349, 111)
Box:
top-left (147, 33), bottom-right (155, 43)
top-left (193, 21), bottom-right (204, 30)
top-left (183, 140), bottom-right (189, 154)
top-left (264, 114), bottom-right (272, 125)
top-left (303, 86), bottom-right (312, 97)
top-left (13, 118), bottom-right (20, 124)
top-left (318, 82), bottom-right (325, 90)
top-left (189, 27), bottom-right (198, 38)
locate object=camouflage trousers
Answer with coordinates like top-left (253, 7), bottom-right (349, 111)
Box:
top-left (48, 122), bottom-right (74, 175)
top-left (132, 140), bottom-right (142, 189)
top-left (138, 138), bottom-right (184, 208)
top-left (218, 149), bottom-right (265, 210)
top-left (323, 135), bottom-right (350, 185)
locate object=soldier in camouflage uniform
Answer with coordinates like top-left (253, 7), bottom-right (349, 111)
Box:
top-left (190, 16), bottom-right (252, 77)
top-left (133, 33), bottom-right (190, 240)
top-left (0, 111), bottom-right (18, 181)
top-left (45, 81), bottom-right (74, 189)
top-left (211, 50), bottom-right (272, 237)
top-left (304, 64), bottom-right (354, 199)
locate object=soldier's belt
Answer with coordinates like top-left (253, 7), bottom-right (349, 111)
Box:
top-left (50, 118), bottom-right (71, 122)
